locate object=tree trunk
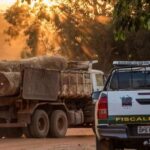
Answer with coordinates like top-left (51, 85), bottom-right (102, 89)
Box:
top-left (0, 56), bottom-right (67, 96)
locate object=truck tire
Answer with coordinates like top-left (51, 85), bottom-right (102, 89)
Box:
top-left (29, 109), bottom-right (49, 138)
top-left (49, 110), bottom-right (68, 138)
top-left (83, 105), bottom-right (94, 116)
top-left (83, 103), bottom-right (95, 124)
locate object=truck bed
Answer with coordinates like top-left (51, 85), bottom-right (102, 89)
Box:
top-left (22, 68), bottom-right (92, 101)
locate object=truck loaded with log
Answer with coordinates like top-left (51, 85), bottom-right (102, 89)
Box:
top-left (0, 56), bottom-right (104, 138)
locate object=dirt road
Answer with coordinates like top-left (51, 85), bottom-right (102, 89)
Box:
top-left (0, 128), bottom-right (95, 150)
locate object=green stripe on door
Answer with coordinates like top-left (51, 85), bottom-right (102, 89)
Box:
top-left (98, 115), bottom-right (150, 124)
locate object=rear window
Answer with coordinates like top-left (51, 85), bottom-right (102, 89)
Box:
top-left (109, 68), bottom-right (150, 90)
top-left (146, 71), bottom-right (150, 88)
top-left (132, 71), bottom-right (145, 89)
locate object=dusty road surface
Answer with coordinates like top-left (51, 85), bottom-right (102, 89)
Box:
top-left (0, 128), bottom-right (95, 150)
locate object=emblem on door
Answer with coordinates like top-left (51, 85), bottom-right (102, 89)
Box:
top-left (121, 96), bottom-right (132, 107)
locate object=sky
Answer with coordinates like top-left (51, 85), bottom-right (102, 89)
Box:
top-left (0, 0), bottom-right (16, 10)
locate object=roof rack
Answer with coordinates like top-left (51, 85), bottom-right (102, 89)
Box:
top-left (113, 61), bottom-right (150, 67)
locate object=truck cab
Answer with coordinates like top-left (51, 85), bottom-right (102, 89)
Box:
top-left (90, 69), bottom-right (104, 92)
top-left (95, 61), bottom-right (150, 150)
top-left (90, 69), bottom-right (104, 105)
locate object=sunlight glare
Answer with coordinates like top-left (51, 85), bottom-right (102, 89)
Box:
top-left (0, 0), bottom-right (16, 10)
top-left (42, 0), bottom-right (58, 7)
top-left (27, 0), bottom-right (59, 8)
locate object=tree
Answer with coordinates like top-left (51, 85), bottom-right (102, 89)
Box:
top-left (4, 0), bottom-right (113, 59)
top-left (113, 0), bottom-right (150, 40)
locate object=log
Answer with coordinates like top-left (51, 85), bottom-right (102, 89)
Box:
top-left (0, 56), bottom-right (67, 96)
top-left (0, 56), bottom-right (68, 72)
top-left (0, 72), bottom-right (21, 96)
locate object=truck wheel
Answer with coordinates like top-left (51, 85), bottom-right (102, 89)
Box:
top-left (83, 103), bottom-right (95, 124)
top-left (96, 138), bottom-right (115, 150)
top-left (83, 104), bottom-right (95, 117)
top-left (29, 109), bottom-right (49, 138)
top-left (49, 110), bottom-right (68, 138)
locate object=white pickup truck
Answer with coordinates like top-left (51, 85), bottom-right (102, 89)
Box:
top-left (95, 61), bottom-right (150, 150)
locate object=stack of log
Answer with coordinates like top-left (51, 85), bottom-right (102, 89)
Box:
top-left (0, 56), bottom-right (67, 72)
top-left (0, 56), bottom-right (67, 96)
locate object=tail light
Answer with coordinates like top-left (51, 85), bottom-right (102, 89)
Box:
top-left (97, 94), bottom-right (108, 120)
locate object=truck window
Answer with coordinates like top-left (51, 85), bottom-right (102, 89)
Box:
top-left (96, 74), bottom-right (103, 87)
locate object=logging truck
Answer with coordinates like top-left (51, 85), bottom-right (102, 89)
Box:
top-left (0, 56), bottom-right (104, 138)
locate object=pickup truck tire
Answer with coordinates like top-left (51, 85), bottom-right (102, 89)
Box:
top-left (96, 138), bottom-right (123, 150)
top-left (29, 109), bottom-right (49, 138)
top-left (49, 110), bottom-right (68, 138)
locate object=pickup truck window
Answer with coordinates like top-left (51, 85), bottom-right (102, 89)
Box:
top-left (132, 71), bottom-right (145, 89)
top-left (110, 71), bottom-right (132, 90)
top-left (146, 71), bottom-right (150, 88)
top-left (109, 69), bottom-right (150, 90)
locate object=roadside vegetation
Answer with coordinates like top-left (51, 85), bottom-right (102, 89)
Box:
top-left (3, 0), bottom-right (150, 72)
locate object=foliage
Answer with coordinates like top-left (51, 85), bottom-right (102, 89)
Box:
top-left (4, 0), bottom-right (113, 58)
top-left (113, 0), bottom-right (150, 40)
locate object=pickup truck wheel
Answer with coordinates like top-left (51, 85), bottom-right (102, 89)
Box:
top-left (49, 110), bottom-right (68, 138)
top-left (29, 109), bottom-right (49, 138)
top-left (96, 138), bottom-right (115, 150)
